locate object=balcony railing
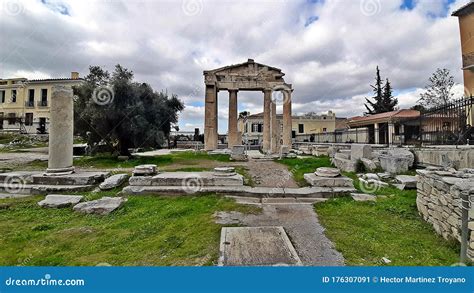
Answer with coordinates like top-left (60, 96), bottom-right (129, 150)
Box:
top-left (25, 101), bottom-right (35, 108)
top-left (37, 100), bottom-right (48, 107)
top-left (462, 52), bottom-right (474, 69)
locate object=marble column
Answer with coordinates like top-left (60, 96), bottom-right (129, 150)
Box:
top-left (388, 123), bottom-right (395, 145)
top-left (227, 89), bottom-right (239, 148)
top-left (262, 89), bottom-right (272, 153)
top-left (282, 90), bottom-right (292, 148)
top-left (271, 100), bottom-right (278, 153)
top-left (374, 123), bottom-right (380, 144)
top-left (204, 85), bottom-right (218, 150)
top-left (46, 85), bottom-right (75, 175)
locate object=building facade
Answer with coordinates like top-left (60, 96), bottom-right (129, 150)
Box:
top-left (238, 111), bottom-right (337, 145)
top-left (453, 1), bottom-right (474, 126)
top-left (0, 72), bottom-right (82, 134)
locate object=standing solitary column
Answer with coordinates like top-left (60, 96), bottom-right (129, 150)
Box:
top-left (282, 90), bottom-right (292, 148)
top-left (271, 100), bottom-right (278, 153)
top-left (262, 89), bottom-right (272, 153)
top-left (46, 85), bottom-right (75, 175)
top-left (204, 85), bottom-right (218, 150)
top-left (228, 89), bottom-right (238, 148)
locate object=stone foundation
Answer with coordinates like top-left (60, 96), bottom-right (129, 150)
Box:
top-left (416, 168), bottom-right (474, 261)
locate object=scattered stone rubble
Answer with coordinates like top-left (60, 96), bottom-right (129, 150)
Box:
top-left (330, 144), bottom-right (415, 174)
top-left (38, 194), bottom-right (84, 208)
top-left (99, 173), bottom-right (129, 190)
top-left (132, 164), bottom-right (158, 176)
top-left (416, 167), bottom-right (474, 261)
top-left (304, 167), bottom-right (353, 188)
top-left (73, 197), bottom-right (127, 215)
top-left (230, 145), bottom-right (248, 161)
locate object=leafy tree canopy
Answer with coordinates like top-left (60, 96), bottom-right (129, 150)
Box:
top-left (417, 68), bottom-right (455, 110)
top-left (73, 65), bottom-right (184, 156)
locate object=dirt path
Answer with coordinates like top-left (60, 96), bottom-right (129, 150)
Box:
top-left (215, 203), bottom-right (345, 266)
top-left (245, 159), bottom-right (298, 188)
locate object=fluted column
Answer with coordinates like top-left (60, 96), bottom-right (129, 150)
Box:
top-left (282, 90), bottom-right (292, 148)
top-left (46, 85), bottom-right (74, 175)
top-left (227, 89), bottom-right (239, 148)
top-left (271, 100), bottom-right (278, 153)
top-left (262, 89), bottom-right (272, 153)
top-left (204, 85), bottom-right (218, 150)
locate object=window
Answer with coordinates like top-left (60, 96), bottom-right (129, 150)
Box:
top-left (251, 123), bottom-right (263, 133)
top-left (27, 89), bottom-right (35, 107)
top-left (298, 123), bottom-right (304, 133)
top-left (8, 113), bottom-right (16, 125)
top-left (11, 90), bottom-right (17, 103)
top-left (41, 89), bottom-right (48, 101)
top-left (25, 113), bottom-right (33, 126)
top-left (0, 91), bottom-right (5, 103)
top-left (245, 123), bottom-right (248, 133)
top-left (323, 128), bottom-right (327, 132)
top-left (251, 123), bottom-right (258, 132)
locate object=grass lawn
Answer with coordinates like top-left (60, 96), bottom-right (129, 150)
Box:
top-left (276, 156), bottom-right (333, 186)
top-left (73, 151), bottom-right (230, 169)
top-left (0, 193), bottom-right (258, 266)
top-left (0, 133), bottom-right (48, 152)
top-left (15, 151), bottom-right (232, 171)
top-left (315, 173), bottom-right (460, 266)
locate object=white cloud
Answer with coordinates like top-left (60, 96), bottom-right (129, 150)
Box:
top-left (0, 0), bottom-right (470, 133)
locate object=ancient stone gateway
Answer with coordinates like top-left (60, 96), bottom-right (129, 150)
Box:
top-left (203, 59), bottom-right (293, 154)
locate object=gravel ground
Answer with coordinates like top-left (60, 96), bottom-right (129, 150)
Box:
top-left (246, 159), bottom-right (299, 188)
top-left (216, 203), bottom-right (345, 266)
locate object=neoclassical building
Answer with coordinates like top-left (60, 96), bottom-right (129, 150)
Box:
top-left (203, 59), bottom-right (292, 154)
top-left (0, 72), bottom-right (82, 134)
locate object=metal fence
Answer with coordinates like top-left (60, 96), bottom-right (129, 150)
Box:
top-left (398, 96), bottom-right (474, 145)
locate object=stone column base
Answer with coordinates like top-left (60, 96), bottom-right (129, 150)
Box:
top-left (45, 166), bottom-right (75, 176)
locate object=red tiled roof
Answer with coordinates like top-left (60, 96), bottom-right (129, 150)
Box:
top-left (348, 109), bottom-right (420, 125)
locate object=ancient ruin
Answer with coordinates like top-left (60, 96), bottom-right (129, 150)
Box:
top-left (203, 59), bottom-right (293, 154)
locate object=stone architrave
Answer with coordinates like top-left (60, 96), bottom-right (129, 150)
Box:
top-left (46, 86), bottom-right (75, 175)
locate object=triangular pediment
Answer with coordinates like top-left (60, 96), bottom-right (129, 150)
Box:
top-left (204, 59), bottom-right (286, 85)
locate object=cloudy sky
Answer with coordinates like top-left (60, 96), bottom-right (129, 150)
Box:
top-left (0, 0), bottom-right (470, 133)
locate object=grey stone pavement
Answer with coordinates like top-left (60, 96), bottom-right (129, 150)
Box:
top-left (216, 203), bottom-right (345, 266)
